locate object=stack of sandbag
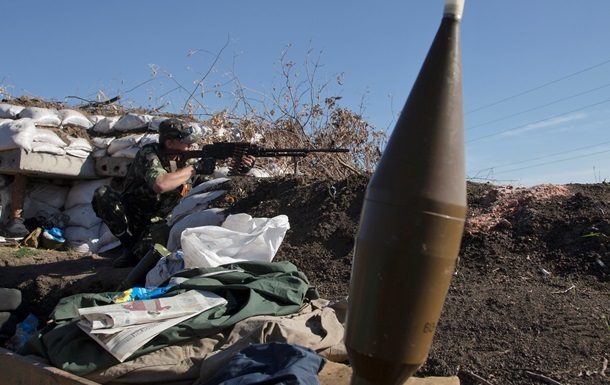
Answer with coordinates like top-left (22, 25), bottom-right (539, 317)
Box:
top-left (0, 105), bottom-right (94, 157)
top-left (0, 102), bottom-right (213, 163)
top-left (62, 178), bottom-right (112, 253)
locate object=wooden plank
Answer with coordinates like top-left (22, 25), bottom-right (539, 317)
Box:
top-left (9, 174), bottom-right (27, 218)
top-left (319, 361), bottom-right (460, 385)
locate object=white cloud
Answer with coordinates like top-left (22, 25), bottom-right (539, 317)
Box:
top-left (501, 112), bottom-right (587, 138)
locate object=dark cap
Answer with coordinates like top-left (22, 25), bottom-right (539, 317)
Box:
top-left (159, 118), bottom-right (200, 144)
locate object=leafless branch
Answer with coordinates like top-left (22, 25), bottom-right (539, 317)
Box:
top-left (458, 368), bottom-right (494, 385)
top-left (524, 370), bottom-right (564, 385)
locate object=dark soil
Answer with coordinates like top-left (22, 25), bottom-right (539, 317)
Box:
top-left (1, 174), bottom-right (610, 385)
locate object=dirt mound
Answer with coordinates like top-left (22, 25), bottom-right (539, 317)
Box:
top-left (1, 175), bottom-right (610, 385)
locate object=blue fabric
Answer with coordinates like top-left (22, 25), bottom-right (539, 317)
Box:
top-left (200, 342), bottom-right (326, 385)
top-left (44, 227), bottom-right (65, 242)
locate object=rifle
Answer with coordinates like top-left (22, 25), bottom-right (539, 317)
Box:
top-left (165, 141), bottom-right (350, 175)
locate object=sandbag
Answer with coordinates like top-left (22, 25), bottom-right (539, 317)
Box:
top-left (63, 203), bottom-right (102, 228)
top-left (28, 183), bottom-right (70, 209)
top-left (91, 136), bottom-right (115, 149)
top-left (106, 134), bottom-right (143, 155)
top-left (166, 208), bottom-right (226, 252)
top-left (0, 103), bottom-right (24, 119)
top-left (64, 178), bottom-right (112, 210)
top-left (91, 116), bottom-right (120, 134)
top-left (0, 118), bottom-right (37, 151)
top-left (59, 109), bottom-right (93, 129)
top-left (31, 142), bottom-right (66, 155)
top-left (114, 113), bottom-right (152, 131)
top-left (18, 107), bottom-right (61, 127)
top-left (33, 128), bottom-right (67, 147)
top-left (64, 224), bottom-right (101, 253)
top-left (67, 137), bottom-right (93, 152)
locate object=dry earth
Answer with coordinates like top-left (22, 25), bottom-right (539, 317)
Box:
top-left (1, 174), bottom-right (610, 385)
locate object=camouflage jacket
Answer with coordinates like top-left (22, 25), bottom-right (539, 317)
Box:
top-left (121, 143), bottom-right (205, 223)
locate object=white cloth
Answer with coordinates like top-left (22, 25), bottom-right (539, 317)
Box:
top-left (181, 213), bottom-right (290, 268)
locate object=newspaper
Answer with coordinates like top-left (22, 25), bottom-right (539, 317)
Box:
top-left (77, 290), bottom-right (227, 362)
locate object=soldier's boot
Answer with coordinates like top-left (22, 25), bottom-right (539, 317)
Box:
top-left (113, 232), bottom-right (139, 268)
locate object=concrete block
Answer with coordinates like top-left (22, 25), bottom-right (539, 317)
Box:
top-left (0, 149), bottom-right (96, 179)
top-left (94, 157), bottom-right (132, 177)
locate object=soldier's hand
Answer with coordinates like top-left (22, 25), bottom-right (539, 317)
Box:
top-left (193, 157), bottom-right (216, 175)
top-left (239, 155), bottom-right (256, 174)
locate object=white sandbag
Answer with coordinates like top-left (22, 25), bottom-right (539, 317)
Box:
top-left (64, 223), bottom-right (101, 242)
top-left (91, 136), bottom-right (115, 149)
top-left (66, 149), bottom-right (90, 158)
top-left (66, 137), bottom-right (93, 158)
top-left (111, 146), bottom-right (139, 158)
top-left (29, 183), bottom-right (70, 209)
top-left (169, 189), bottom-right (226, 225)
top-left (96, 223), bottom-right (121, 253)
top-left (0, 118), bottom-right (37, 151)
top-left (114, 113), bottom-right (152, 131)
top-left (0, 103), bottom-right (24, 119)
top-left (106, 134), bottom-right (143, 155)
top-left (64, 224), bottom-right (101, 254)
top-left (91, 116), bottom-right (120, 134)
top-left (97, 225), bottom-right (119, 251)
top-left (87, 114), bottom-right (104, 126)
top-left (59, 109), bottom-right (93, 129)
top-left (31, 142), bottom-right (66, 155)
top-left (91, 148), bottom-right (107, 158)
top-left (184, 177), bottom-right (230, 198)
top-left (167, 177), bottom-right (230, 226)
top-left (67, 137), bottom-right (93, 151)
top-left (33, 128), bottom-right (67, 147)
top-left (66, 241), bottom-right (92, 253)
top-left (139, 133), bottom-right (159, 146)
top-left (18, 107), bottom-right (61, 127)
top-left (98, 240), bottom-right (121, 254)
top-left (181, 213), bottom-right (290, 269)
top-left (64, 178), bottom-right (112, 210)
top-left (166, 208), bottom-right (226, 252)
top-left (63, 203), bottom-right (102, 228)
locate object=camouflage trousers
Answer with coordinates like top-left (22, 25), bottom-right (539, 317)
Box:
top-left (91, 185), bottom-right (169, 259)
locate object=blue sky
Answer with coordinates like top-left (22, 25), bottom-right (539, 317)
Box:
top-left (2, 1), bottom-right (610, 186)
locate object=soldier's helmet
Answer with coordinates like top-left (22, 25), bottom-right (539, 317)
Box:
top-left (159, 118), bottom-right (200, 145)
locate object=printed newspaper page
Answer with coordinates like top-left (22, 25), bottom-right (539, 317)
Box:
top-left (77, 290), bottom-right (227, 362)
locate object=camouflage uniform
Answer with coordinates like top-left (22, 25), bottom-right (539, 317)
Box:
top-left (92, 142), bottom-right (209, 259)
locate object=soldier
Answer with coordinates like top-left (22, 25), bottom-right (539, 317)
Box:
top-left (92, 118), bottom-right (255, 268)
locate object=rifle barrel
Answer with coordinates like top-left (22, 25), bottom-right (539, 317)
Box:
top-left (257, 147), bottom-right (349, 157)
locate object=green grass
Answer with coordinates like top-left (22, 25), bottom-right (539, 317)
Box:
top-left (0, 246), bottom-right (37, 259)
